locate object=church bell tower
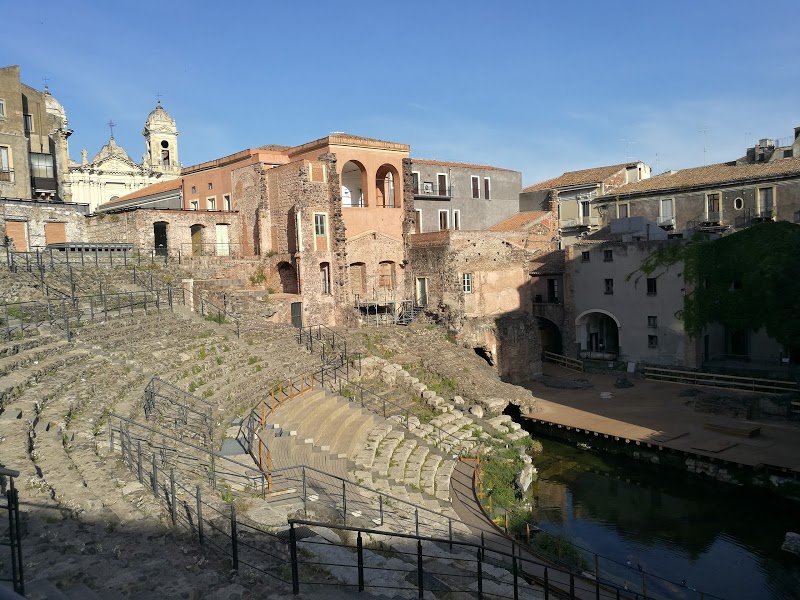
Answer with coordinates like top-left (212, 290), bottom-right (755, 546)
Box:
top-left (142, 100), bottom-right (180, 174)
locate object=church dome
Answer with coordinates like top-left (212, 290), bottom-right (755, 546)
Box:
top-left (43, 86), bottom-right (68, 128)
top-left (144, 101), bottom-right (176, 130)
top-left (92, 136), bottom-right (134, 163)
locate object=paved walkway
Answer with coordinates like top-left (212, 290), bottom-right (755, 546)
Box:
top-left (521, 364), bottom-right (800, 474)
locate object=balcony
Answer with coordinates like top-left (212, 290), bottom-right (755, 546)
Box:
top-left (559, 216), bottom-right (599, 230)
top-left (734, 209), bottom-right (776, 229)
top-left (657, 216), bottom-right (676, 230)
top-left (0, 168), bottom-right (13, 183)
top-left (689, 212), bottom-right (729, 233)
top-left (414, 183), bottom-right (452, 200)
top-left (32, 176), bottom-right (57, 193)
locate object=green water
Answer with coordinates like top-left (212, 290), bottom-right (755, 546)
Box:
top-left (525, 437), bottom-right (800, 600)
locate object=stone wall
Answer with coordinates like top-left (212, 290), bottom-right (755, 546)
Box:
top-left (1, 201), bottom-right (86, 249)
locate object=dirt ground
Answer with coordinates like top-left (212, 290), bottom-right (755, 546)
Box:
top-left (520, 364), bottom-right (800, 473)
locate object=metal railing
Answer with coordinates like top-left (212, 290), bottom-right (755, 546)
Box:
top-left (1, 468), bottom-right (23, 596)
top-left (542, 351), bottom-right (584, 372)
top-left (0, 169), bottom-right (14, 183)
top-left (472, 458), bottom-right (722, 600)
top-left (287, 517), bottom-right (644, 600)
top-left (144, 376), bottom-right (214, 446)
top-left (644, 366), bottom-right (798, 394)
top-left (413, 184), bottom-right (452, 198)
top-left (1, 288), bottom-right (176, 341)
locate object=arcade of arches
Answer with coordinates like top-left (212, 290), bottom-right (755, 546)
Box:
top-left (341, 161), bottom-right (401, 208)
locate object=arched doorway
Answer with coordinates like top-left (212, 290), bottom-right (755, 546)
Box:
top-left (190, 224), bottom-right (204, 256)
top-left (376, 164), bottom-right (401, 208)
top-left (576, 310), bottom-right (620, 359)
top-left (341, 161), bottom-right (367, 207)
top-left (350, 262), bottom-right (367, 298)
top-left (154, 221), bottom-right (168, 256)
top-left (277, 261), bottom-right (298, 294)
top-left (538, 317), bottom-right (563, 355)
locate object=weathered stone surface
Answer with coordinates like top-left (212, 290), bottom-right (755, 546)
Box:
top-left (453, 395), bottom-right (465, 406)
top-left (781, 532), bottom-right (800, 555)
top-left (516, 464), bottom-right (537, 494)
top-left (469, 405), bottom-right (484, 418)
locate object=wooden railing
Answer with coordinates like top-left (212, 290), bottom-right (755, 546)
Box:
top-left (644, 366), bottom-right (798, 394)
top-left (542, 351), bottom-right (584, 372)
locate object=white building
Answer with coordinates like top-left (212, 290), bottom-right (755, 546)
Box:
top-left (68, 102), bottom-right (180, 213)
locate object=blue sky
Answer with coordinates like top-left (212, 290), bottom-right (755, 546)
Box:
top-left (2, 0), bottom-right (798, 186)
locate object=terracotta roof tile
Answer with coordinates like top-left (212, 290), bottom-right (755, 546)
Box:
top-left (523, 162), bottom-right (639, 192)
top-left (101, 178), bottom-right (182, 206)
top-left (489, 211), bottom-right (549, 231)
top-left (413, 159), bottom-right (518, 173)
top-left (530, 250), bottom-right (565, 274)
top-left (602, 158), bottom-right (800, 197)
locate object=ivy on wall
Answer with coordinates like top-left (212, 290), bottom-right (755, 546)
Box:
top-left (631, 222), bottom-right (800, 347)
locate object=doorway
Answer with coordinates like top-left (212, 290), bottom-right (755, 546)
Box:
top-left (190, 224), bottom-right (204, 256)
top-left (290, 302), bottom-right (303, 328)
top-left (154, 221), bottom-right (168, 256)
top-left (416, 278), bottom-right (428, 307)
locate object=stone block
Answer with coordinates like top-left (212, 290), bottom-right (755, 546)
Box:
top-left (469, 405), bottom-right (484, 418)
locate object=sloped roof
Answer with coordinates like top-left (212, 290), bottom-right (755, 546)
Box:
top-left (413, 159), bottom-right (518, 173)
top-left (530, 250), bottom-right (565, 274)
top-left (602, 158), bottom-right (800, 198)
top-left (90, 136), bottom-right (134, 164)
top-left (523, 163), bottom-right (639, 192)
top-left (101, 178), bottom-right (182, 206)
top-left (489, 211), bottom-right (549, 231)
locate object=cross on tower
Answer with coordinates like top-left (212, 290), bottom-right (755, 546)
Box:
top-left (156, 92), bottom-right (163, 105)
top-left (107, 119), bottom-right (116, 139)
top-left (42, 76), bottom-right (50, 90)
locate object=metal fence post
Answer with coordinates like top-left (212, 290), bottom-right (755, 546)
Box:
top-left (595, 553), bottom-right (600, 600)
top-left (302, 467), bottom-right (307, 516)
top-left (137, 441), bottom-right (142, 483)
top-left (151, 453), bottom-right (158, 496)
top-left (544, 567), bottom-right (549, 600)
top-left (170, 469), bottom-right (177, 526)
top-left (230, 504), bottom-right (238, 570)
top-left (448, 518), bottom-right (453, 551)
top-left (290, 523), bottom-right (299, 594)
top-left (415, 508), bottom-right (419, 536)
top-left (416, 539), bottom-right (424, 599)
top-left (512, 542), bottom-right (519, 600)
top-left (477, 547), bottom-right (483, 600)
top-left (196, 486), bottom-right (204, 545)
top-left (570, 574), bottom-right (575, 599)
top-left (342, 480), bottom-right (346, 525)
top-left (357, 531), bottom-right (364, 592)
top-left (379, 494), bottom-right (384, 526)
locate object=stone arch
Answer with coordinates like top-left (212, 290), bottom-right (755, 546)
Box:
top-left (375, 164), bottom-right (401, 208)
top-left (377, 260), bottom-right (396, 289)
top-left (153, 221), bottom-right (168, 256)
top-left (341, 160), bottom-right (367, 207)
top-left (537, 317), bottom-right (563, 355)
top-left (190, 224), bottom-right (205, 256)
top-left (277, 261), bottom-right (298, 294)
top-left (575, 310), bottom-right (621, 358)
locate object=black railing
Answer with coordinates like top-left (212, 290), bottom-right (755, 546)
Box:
top-left (1, 467), bottom-right (24, 596)
top-left (143, 376), bottom-right (215, 446)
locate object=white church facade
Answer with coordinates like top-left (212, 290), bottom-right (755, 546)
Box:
top-left (68, 101), bottom-right (181, 213)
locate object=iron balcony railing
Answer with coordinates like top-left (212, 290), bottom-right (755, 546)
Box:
top-left (559, 216), bottom-right (599, 229)
top-left (0, 168), bottom-right (14, 183)
top-left (657, 215), bottom-right (676, 229)
top-left (413, 184), bottom-right (452, 198)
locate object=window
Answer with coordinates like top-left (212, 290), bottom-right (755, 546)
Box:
top-left (617, 203), bottom-right (629, 218)
top-left (190, 200), bottom-right (199, 210)
top-left (758, 187), bottom-right (774, 217)
top-left (314, 213), bottom-right (327, 236)
top-left (603, 249), bottom-right (613, 262)
top-left (604, 279), bottom-right (614, 294)
top-left (484, 177), bottom-right (491, 200)
top-left (224, 194), bottom-right (231, 211)
top-left (452, 210), bottom-right (461, 231)
top-left (437, 173), bottom-right (447, 196)
top-left (648, 335), bottom-right (659, 348)
top-left (647, 315), bottom-right (658, 328)
top-left (30, 153), bottom-right (54, 178)
top-left (0, 99), bottom-right (5, 119)
top-left (471, 176), bottom-right (480, 198)
top-left (414, 209), bottom-right (422, 234)
top-left (320, 263), bottom-right (331, 295)
top-left (0, 146), bottom-right (12, 182)
top-left (438, 210), bottom-right (449, 231)
top-left (462, 273), bottom-right (473, 294)
top-left (207, 197), bottom-right (216, 210)
top-left (660, 198), bottom-right (674, 226)
top-left (208, 182), bottom-right (213, 190)
top-left (23, 114), bottom-right (33, 132)
top-left (706, 192), bottom-right (720, 217)
top-left (547, 278), bottom-right (559, 303)
top-left (412, 172), bottom-right (420, 194)
top-left (581, 201), bottom-right (590, 218)
top-left (191, 186), bottom-right (196, 194)
top-left (378, 261), bottom-right (396, 289)
top-left (646, 278), bottom-right (657, 295)
top-left (733, 197), bottom-right (743, 210)
top-left (581, 251), bottom-right (590, 262)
